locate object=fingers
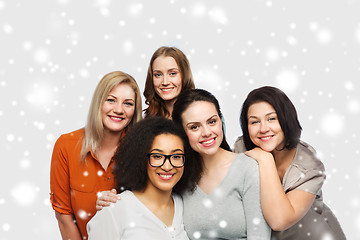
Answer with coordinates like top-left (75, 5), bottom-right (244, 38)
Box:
top-left (95, 189), bottom-right (121, 211)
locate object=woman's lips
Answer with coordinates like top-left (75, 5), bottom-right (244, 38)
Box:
top-left (200, 137), bottom-right (216, 147)
top-left (157, 173), bottom-right (175, 180)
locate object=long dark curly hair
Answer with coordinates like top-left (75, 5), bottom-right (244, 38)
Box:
top-left (112, 117), bottom-right (202, 195)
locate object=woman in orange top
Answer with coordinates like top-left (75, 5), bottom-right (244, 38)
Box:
top-left (50, 71), bottom-right (142, 240)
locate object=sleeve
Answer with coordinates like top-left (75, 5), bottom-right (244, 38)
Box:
top-left (87, 207), bottom-right (121, 240)
top-left (50, 135), bottom-right (72, 214)
top-left (241, 158), bottom-right (271, 240)
top-left (233, 136), bottom-right (247, 153)
top-left (285, 145), bottom-right (326, 196)
top-left (288, 164), bottom-right (325, 195)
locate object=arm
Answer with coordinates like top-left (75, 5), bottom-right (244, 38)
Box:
top-left (50, 136), bottom-right (82, 239)
top-left (96, 189), bottom-right (119, 210)
top-left (55, 212), bottom-right (82, 240)
top-left (245, 148), bottom-right (315, 231)
top-left (242, 157), bottom-right (271, 239)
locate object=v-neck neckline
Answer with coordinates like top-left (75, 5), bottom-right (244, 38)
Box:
top-left (129, 191), bottom-right (177, 229)
top-left (196, 154), bottom-right (239, 197)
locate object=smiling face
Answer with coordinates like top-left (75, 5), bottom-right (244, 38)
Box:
top-left (101, 83), bottom-right (135, 134)
top-left (181, 101), bottom-right (223, 157)
top-left (146, 133), bottom-right (185, 194)
top-left (152, 56), bottom-right (182, 104)
top-left (247, 101), bottom-right (285, 153)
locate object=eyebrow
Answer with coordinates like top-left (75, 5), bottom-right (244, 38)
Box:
top-left (108, 95), bottom-right (135, 101)
top-left (185, 114), bottom-right (218, 127)
top-left (150, 148), bottom-right (184, 153)
top-left (153, 68), bottom-right (179, 72)
top-left (248, 112), bottom-right (277, 119)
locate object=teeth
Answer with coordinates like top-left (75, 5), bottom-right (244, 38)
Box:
top-left (260, 136), bottom-right (271, 140)
top-left (202, 138), bottom-right (214, 145)
top-left (161, 88), bottom-right (173, 92)
top-left (110, 116), bottom-right (123, 120)
top-left (159, 174), bottom-right (172, 179)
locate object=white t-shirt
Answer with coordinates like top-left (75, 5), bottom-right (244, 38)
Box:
top-left (87, 190), bottom-right (189, 240)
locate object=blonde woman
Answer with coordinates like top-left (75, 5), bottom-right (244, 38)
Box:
top-left (50, 71), bottom-right (142, 240)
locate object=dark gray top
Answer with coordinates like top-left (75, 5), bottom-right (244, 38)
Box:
top-left (233, 137), bottom-right (346, 240)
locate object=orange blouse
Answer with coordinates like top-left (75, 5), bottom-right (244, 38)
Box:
top-left (50, 128), bottom-right (119, 239)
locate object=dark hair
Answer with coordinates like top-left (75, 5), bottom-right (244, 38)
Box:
top-left (172, 88), bottom-right (231, 151)
top-left (143, 46), bottom-right (195, 118)
top-left (113, 117), bottom-right (202, 195)
top-left (240, 86), bottom-right (302, 151)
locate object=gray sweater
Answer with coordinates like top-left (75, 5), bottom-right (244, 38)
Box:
top-left (182, 153), bottom-right (271, 240)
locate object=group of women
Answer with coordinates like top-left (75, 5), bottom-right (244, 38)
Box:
top-left (50, 46), bottom-right (346, 239)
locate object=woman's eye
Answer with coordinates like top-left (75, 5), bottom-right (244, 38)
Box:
top-left (250, 120), bottom-right (259, 125)
top-left (209, 119), bottom-right (217, 124)
top-left (169, 72), bottom-right (177, 76)
top-left (190, 125), bottom-right (198, 130)
top-left (268, 117), bottom-right (276, 121)
top-left (152, 154), bottom-right (163, 159)
top-left (154, 73), bottom-right (162, 77)
top-left (172, 155), bottom-right (182, 159)
top-left (124, 102), bottom-right (134, 106)
top-left (106, 98), bottom-right (115, 103)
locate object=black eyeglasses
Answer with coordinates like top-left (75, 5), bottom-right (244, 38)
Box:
top-left (147, 153), bottom-right (185, 168)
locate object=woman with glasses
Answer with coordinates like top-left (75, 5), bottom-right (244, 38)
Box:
top-left (87, 117), bottom-right (202, 239)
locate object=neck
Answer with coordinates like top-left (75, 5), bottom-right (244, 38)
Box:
top-left (165, 99), bottom-right (175, 119)
top-left (272, 147), bottom-right (296, 166)
top-left (100, 129), bottom-right (123, 150)
top-left (134, 184), bottom-right (173, 209)
top-left (201, 147), bottom-right (229, 172)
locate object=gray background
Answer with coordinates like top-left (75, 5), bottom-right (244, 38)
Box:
top-left (1, 0), bottom-right (359, 239)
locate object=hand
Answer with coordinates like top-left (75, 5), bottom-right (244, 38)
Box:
top-left (96, 189), bottom-right (119, 211)
top-left (245, 147), bottom-right (274, 163)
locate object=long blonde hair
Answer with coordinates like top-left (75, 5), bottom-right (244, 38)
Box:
top-left (80, 71), bottom-right (142, 161)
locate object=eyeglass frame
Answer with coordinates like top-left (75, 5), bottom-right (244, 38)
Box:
top-left (147, 153), bottom-right (185, 168)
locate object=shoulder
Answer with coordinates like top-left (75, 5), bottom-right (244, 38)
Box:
top-left (54, 128), bottom-right (84, 148)
top-left (231, 153), bottom-right (260, 183)
top-left (172, 193), bottom-right (183, 204)
top-left (293, 141), bottom-right (325, 172)
top-left (172, 193), bottom-right (184, 210)
top-left (57, 128), bottom-right (84, 142)
top-left (233, 153), bottom-right (259, 170)
top-left (114, 190), bottom-right (134, 206)
top-left (233, 136), bottom-right (246, 153)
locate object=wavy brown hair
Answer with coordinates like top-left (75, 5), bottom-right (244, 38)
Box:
top-left (143, 46), bottom-right (195, 118)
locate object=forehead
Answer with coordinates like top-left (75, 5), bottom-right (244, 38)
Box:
top-left (153, 56), bottom-right (179, 70)
top-left (151, 133), bottom-right (184, 150)
top-left (182, 101), bottom-right (218, 123)
top-left (248, 101), bottom-right (276, 116)
top-left (108, 83), bottom-right (135, 98)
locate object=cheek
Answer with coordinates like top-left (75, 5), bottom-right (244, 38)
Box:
top-left (101, 103), bottom-right (109, 114)
top-left (153, 78), bottom-right (161, 88)
top-left (248, 127), bottom-right (257, 140)
top-left (185, 131), bottom-right (197, 148)
top-left (125, 107), bottom-right (135, 118)
top-left (177, 167), bottom-right (184, 179)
